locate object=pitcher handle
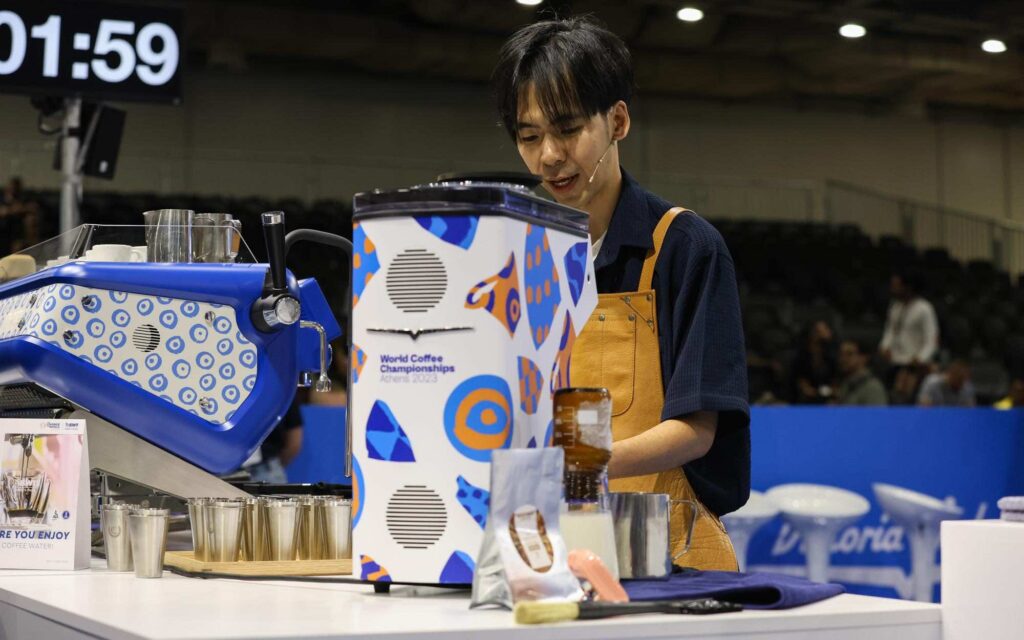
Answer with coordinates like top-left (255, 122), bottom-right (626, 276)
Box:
top-left (670, 498), bottom-right (700, 561)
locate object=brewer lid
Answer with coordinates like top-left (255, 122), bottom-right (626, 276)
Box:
top-left (353, 176), bottom-right (589, 236)
top-left (434, 171), bottom-right (542, 189)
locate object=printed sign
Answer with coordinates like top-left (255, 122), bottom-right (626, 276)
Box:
top-left (747, 407), bottom-right (1024, 600)
top-left (0, 419), bottom-right (89, 570)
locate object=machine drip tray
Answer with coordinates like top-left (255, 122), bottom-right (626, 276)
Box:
top-left (0, 383), bottom-right (73, 418)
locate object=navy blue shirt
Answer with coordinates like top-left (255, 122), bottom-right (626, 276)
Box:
top-left (595, 169), bottom-right (750, 516)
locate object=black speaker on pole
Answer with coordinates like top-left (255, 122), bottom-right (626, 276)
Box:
top-left (49, 101), bottom-right (126, 180)
top-left (79, 102), bottom-right (126, 180)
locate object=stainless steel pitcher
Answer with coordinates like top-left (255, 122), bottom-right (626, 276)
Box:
top-left (608, 492), bottom-right (699, 579)
top-left (192, 213), bottom-right (242, 263)
top-left (143, 209), bottom-right (194, 262)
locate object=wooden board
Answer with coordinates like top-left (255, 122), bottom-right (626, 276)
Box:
top-left (165, 551), bottom-right (352, 577)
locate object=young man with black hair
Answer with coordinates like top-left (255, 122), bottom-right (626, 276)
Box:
top-left (493, 17), bottom-right (749, 570)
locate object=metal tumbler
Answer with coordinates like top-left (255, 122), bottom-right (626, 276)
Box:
top-left (128, 508), bottom-right (170, 579)
top-left (101, 503), bottom-right (134, 571)
top-left (297, 497), bottom-right (323, 561)
top-left (187, 498), bottom-right (209, 562)
top-left (319, 498), bottom-right (352, 560)
top-left (240, 497), bottom-right (267, 562)
top-left (143, 209), bottom-right (194, 262)
top-left (265, 499), bottom-right (299, 561)
top-left (205, 501), bottom-right (244, 562)
top-left (192, 213), bottom-right (241, 263)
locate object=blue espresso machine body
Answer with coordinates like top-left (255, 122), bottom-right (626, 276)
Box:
top-left (0, 262), bottom-right (340, 474)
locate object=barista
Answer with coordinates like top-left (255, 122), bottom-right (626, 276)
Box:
top-left (493, 17), bottom-right (749, 570)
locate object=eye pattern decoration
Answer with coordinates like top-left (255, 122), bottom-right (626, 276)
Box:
top-left (0, 284), bottom-right (259, 425)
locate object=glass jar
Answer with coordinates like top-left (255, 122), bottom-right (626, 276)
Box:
top-left (553, 387), bottom-right (619, 579)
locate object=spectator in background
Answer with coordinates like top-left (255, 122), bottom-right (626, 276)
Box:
top-left (994, 378), bottom-right (1024, 409)
top-left (0, 177), bottom-right (41, 251)
top-left (879, 270), bottom-right (939, 404)
top-left (836, 339), bottom-right (888, 405)
top-left (918, 360), bottom-right (976, 407)
top-left (791, 319), bottom-right (837, 404)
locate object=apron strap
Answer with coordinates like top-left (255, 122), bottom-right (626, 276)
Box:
top-left (638, 207), bottom-right (689, 291)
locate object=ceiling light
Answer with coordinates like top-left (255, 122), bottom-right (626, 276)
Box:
top-left (982, 39), bottom-right (1007, 54)
top-left (516, 0), bottom-right (543, 5)
top-left (839, 23), bottom-right (867, 39)
top-left (676, 7), bottom-right (704, 22)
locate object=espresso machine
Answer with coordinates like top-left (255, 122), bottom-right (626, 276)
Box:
top-left (350, 177), bottom-right (598, 585)
top-left (0, 212), bottom-right (343, 501)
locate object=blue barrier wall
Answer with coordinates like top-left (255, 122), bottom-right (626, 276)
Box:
top-left (746, 407), bottom-right (1024, 599)
top-left (285, 405), bottom-right (350, 485)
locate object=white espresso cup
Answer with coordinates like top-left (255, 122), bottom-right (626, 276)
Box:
top-left (84, 244), bottom-right (143, 262)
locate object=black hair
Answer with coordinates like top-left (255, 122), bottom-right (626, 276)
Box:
top-left (842, 338), bottom-right (873, 357)
top-left (892, 268), bottom-right (925, 295)
top-left (492, 17), bottom-right (634, 140)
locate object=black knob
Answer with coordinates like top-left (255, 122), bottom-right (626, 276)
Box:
top-left (261, 211), bottom-right (288, 294)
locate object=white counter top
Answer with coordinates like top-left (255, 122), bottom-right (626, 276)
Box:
top-left (0, 559), bottom-right (941, 640)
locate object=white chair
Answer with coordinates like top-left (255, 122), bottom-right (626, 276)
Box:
top-left (722, 490), bottom-right (779, 572)
top-left (766, 483), bottom-right (870, 583)
top-left (873, 482), bottom-right (962, 602)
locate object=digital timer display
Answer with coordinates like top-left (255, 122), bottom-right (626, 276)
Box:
top-left (0, 1), bottom-right (182, 103)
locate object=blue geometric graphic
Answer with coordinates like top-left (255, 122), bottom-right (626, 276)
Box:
top-left (352, 455), bottom-right (364, 529)
top-left (524, 224), bottom-right (561, 348)
top-left (352, 223), bottom-right (380, 308)
top-left (366, 400), bottom-right (416, 462)
top-left (563, 241), bottom-right (589, 306)
top-left (456, 475), bottom-right (489, 529)
top-left (415, 215), bottom-right (478, 249)
top-left (439, 551), bottom-right (475, 583)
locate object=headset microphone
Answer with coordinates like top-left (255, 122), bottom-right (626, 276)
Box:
top-left (586, 138), bottom-right (616, 185)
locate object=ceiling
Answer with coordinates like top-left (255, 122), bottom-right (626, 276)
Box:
top-left (182, 0), bottom-right (1024, 118)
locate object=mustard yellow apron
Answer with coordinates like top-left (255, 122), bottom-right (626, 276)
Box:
top-left (570, 207), bottom-right (739, 571)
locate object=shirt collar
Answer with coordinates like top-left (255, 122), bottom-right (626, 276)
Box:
top-left (594, 168), bottom-right (655, 270)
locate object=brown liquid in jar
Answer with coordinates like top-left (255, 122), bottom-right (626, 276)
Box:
top-left (552, 387), bottom-right (612, 503)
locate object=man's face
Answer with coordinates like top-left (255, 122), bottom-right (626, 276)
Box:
top-left (839, 341), bottom-right (863, 375)
top-left (947, 364), bottom-right (970, 390)
top-left (515, 87), bottom-right (619, 211)
top-left (890, 275), bottom-right (907, 299)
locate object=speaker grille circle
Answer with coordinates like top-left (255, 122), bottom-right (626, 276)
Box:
top-left (132, 324), bottom-right (161, 352)
top-left (386, 485), bottom-right (447, 549)
top-left (386, 249), bottom-right (447, 313)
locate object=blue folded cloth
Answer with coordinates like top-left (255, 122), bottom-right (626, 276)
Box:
top-left (622, 567), bottom-right (845, 609)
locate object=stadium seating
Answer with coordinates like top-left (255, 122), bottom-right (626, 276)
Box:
top-left (14, 190), bottom-right (1021, 404)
